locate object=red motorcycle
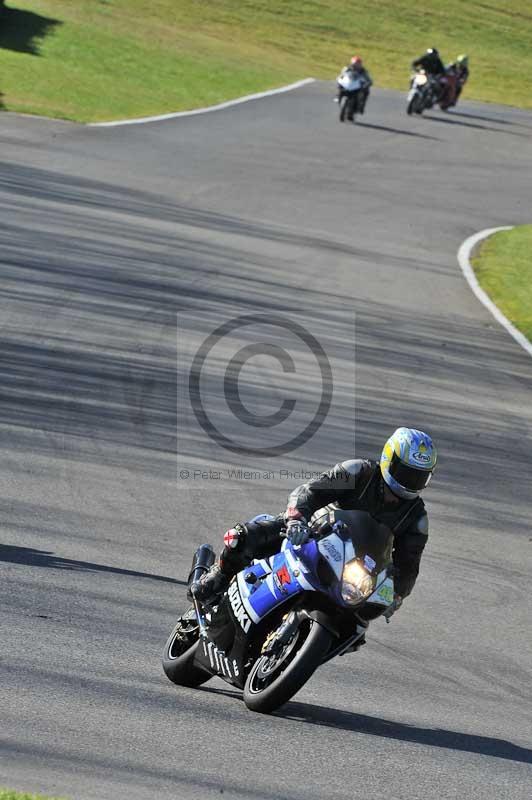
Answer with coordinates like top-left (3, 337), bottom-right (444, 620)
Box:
top-left (438, 68), bottom-right (459, 110)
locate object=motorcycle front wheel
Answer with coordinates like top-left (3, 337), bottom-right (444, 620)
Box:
top-left (162, 607), bottom-right (211, 687)
top-left (346, 94), bottom-right (358, 122)
top-left (243, 616), bottom-right (332, 714)
top-left (339, 95), bottom-right (348, 122)
top-left (406, 93), bottom-right (417, 115)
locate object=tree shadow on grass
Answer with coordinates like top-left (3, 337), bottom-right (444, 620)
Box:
top-left (0, 5), bottom-right (62, 56)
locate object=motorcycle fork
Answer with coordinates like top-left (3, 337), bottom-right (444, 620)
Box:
top-left (191, 596), bottom-right (209, 636)
top-left (261, 610), bottom-right (301, 656)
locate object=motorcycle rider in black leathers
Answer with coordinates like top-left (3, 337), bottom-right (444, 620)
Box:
top-left (192, 428), bottom-right (437, 633)
top-left (412, 47), bottom-right (445, 77)
top-left (412, 47), bottom-right (447, 103)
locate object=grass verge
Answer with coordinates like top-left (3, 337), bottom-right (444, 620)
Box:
top-left (0, 0), bottom-right (532, 121)
top-left (0, 790), bottom-right (66, 800)
top-left (472, 225), bottom-right (532, 343)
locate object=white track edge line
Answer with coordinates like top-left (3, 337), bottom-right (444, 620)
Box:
top-left (89, 78), bottom-right (315, 128)
top-left (457, 226), bottom-right (532, 358)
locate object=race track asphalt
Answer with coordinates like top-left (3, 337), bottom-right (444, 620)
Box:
top-left (1, 82), bottom-right (531, 800)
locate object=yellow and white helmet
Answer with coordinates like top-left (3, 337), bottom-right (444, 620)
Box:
top-left (380, 428), bottom-right (437, 500)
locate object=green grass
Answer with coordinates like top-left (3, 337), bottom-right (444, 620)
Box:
top-left (0, 790), bottom-right (66, 800)
top-left (0, 0), bottom-right (532, 121)
top-left (472, 225), bottom-right (532, 342)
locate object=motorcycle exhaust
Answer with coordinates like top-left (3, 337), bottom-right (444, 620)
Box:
top-left (187, 544), bottom-right (216, 589)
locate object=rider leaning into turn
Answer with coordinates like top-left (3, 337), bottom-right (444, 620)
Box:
top-left (336, 55), bottom-right (373, 113)
top-left (192, 428), bottom-right (437, 640)
top-left (412, 47), bottom-right (446, 77)
top-left (449, 54), bottom-right (470, 102)
top-left (411, 48), bottom-right (447, 102)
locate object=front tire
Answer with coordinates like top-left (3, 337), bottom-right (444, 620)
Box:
top-left (243, 617), bottom-right (332, 714)
top-left (407, 93), bottom-right (418, 115)
top-left (162, 609), bottom-right (211, 687)
top-left (339, 95), bottom-right (348, 122)
top-left (346, 94), bottom-right (358, 122)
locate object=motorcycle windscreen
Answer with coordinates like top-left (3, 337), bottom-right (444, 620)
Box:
top-left (326, 509), bottom-right (393, 574)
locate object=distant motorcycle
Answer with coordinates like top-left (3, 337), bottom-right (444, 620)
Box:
top-left (407, 68), bottom-right (459, 114)
top-left (406, 69), bottom-right (436, 115)
top-left (337, 72), bottom-right (370, 122)
top-left (441, 64), bottom-right (467, 108)
top-left (454, 69), bottom-right (469, 105)
top-left (438, 68), bottom-right (458, 110)
top-left (162, 509), bottom-right (396, 714)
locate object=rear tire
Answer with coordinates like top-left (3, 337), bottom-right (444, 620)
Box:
top-left (162, 609), bottom-right (211, 688)
top-left (243, 617), bottom-right (332, 714)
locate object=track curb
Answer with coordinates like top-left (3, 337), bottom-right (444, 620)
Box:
top-left (89, 78), bottom-right (315, 128)
top-left (457, 226), bottom-right (532, 359)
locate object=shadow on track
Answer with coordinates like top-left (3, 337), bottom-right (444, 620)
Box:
top-left (278, 701), bottom-right (532, 764)
top-left (1, 160), bottom-right (531, 515)
top-left (356, 121), bottom-right (440, 140)
top-left (199, 684), bottom-right (242, 701)
top-left (449, 110), bottom-right (532, 130)
top-left (0, 6), bottom-right (61, 56)
top-left (0, 544), bottom-right (186, 585)
top-left (449, 111), bottom-right (511, 125)
top-left (423, 114), bottom-right (530, 137)
top-left (1, 739), bottom-right (288, 800)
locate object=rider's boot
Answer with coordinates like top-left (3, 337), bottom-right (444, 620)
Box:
top-left (190, 523), bottom-right (249, 603)
top-left (190, 562), bottom-right (231, 604)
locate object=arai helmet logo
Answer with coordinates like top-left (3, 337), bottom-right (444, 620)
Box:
top-left (412, 451), bottom-right (431, 464)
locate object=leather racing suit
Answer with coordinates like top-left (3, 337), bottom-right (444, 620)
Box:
top-left (219, 459), bottom-right (429, 599)
top-left (412, 52), bottom-right (445, 76)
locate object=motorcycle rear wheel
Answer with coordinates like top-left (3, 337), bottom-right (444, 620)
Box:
top-left (162, 608), bottom-right (211, 687)
top-left (243, 617), bottom-right (332, 714)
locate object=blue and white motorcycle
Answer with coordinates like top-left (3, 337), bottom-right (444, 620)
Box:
top-left (162, 509), bottom-right (395, 714)
top-left (337, 72), bottom-right (370, 122)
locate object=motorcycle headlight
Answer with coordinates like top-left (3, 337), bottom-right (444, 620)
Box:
top-left (341, 560), bottom-right (375, 605)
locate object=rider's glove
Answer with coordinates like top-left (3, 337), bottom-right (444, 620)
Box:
top-left (286, 519), bottom-right (310, 546)
top-left (383, 594), bottom-right (403, 623)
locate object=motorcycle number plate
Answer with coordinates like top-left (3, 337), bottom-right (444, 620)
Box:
top-left (368, 577), bottom-right (394, 606)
